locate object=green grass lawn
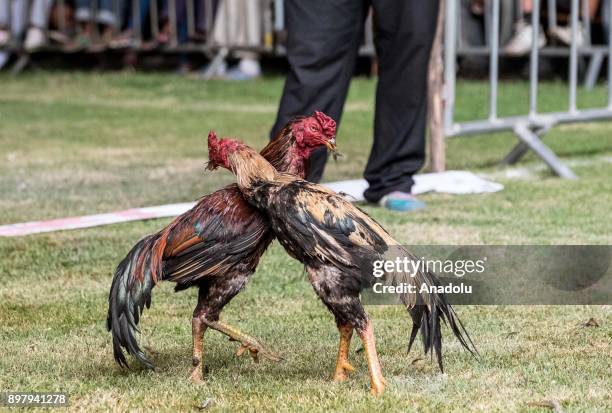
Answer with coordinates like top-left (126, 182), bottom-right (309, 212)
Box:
top-left (0, 72), bottom-right (611, 412)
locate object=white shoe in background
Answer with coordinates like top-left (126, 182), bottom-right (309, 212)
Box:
top-left (24, 27), bottom-right (46, 52)
top-left (549, 23), bottom-right (585, 47)
top-left (503, 21), bottom-right (546, 56)
top-left (224, 58), bottom-right (262, 81)
top-left (0, 30), bottom-right (10, 46)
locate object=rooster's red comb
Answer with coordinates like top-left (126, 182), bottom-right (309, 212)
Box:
top-left (207, 130), bottom-right (219, 150)
top-left (207, 130), bottom-right (224, 167)
top-left (314, 111), bottom-right (336, 137)
top-left (207, 132), bottom-right (245, 158)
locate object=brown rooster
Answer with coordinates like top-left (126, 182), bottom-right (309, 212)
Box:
top-left (107, 111), bottom-right (337, 381)
top-left (207, 135), bottom-right (477, 395)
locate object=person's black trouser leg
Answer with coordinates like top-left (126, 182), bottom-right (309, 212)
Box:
top-left (363, 0), bottom-right (439, 203)
top-left (270, 0), bottom-right (368, 182)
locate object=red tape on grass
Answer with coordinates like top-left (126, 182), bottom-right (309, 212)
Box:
top-left (0, 173), bottom-right (502, 237)
top-left (0, 203), bottom-right (195, 237)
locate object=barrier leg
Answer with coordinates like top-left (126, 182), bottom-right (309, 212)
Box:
top-left (11, 54), bottom-right (30, 76)
top-left (501, 142), bottom-right (530, 165)
top-left (584, 51), bottom-right (604, 90)
top-left (502, 125), bottom-right (548, 165)
top-left (512, 123), bottom-right (577, 179)
top-left (200, 47), bottom-right (228, 80)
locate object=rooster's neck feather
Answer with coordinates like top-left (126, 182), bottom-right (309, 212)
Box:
top-left (260, 127), bottom-right (308, 178)
top-left (229, 148), bottom-right (278, 191)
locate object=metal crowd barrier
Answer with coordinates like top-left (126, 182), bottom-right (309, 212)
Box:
top-left (444, 0), bottom-right (612, 179)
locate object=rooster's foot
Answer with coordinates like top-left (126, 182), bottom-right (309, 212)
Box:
top-left (235, 343), bottom-right (261, 363)
top-left (189, 366), bottom-right (204, 383)
top-left (234, 339), bottom-right (283, 363)
top-left (332, 360), bottom-right (355, 382)
top-left (332, 325), bottom-right (355, 382)
top-left (203, 319), bottom-right (283, 362)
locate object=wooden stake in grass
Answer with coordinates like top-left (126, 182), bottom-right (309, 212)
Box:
top-left (427, 0), bottom-right (446, 173)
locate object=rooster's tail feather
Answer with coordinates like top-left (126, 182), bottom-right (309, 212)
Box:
top-left (107, 234), bottom-right (165, 369)
top-left (402, 272), bottom-right (478, 372)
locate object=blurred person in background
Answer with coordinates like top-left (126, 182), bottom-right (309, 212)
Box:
top-left (206, 0), bottom-right (262, 80)
top-left (548, 0), bottom-right (601, 46)
top-left (157, 0), bottom-right (216, 44)
top-left (461, 0), bottom-right (516, 73)
top-left (109, 0), bottom-right (150, 48)
top-left (503, 0), bottom-right (601, 55)
top-left (69, 0), bottom-right (119, 50)
top-left (270, 0), bottom-right (439, 212)
top-left (603, 0), bottom-right (611, 40)
top-left (157, 0), bottom-right (191, 45)
top-left (110, 0), bottom-right (218, 49)
top-left (158, 0), bottom-right (218, 73)
top-left (0, 0), bottom-right (54, 52)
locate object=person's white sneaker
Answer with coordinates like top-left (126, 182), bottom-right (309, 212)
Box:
top-left (238, 58), bottom-right (261, 77)
top-left (24, 27), bottom-right (46, 52)
top-left (0, 29), bottom-right (10, 46)
top-left (549, 23), bottom-right (585, 47)
top-left (503, 21), bottom-right (546, 56)
top-left (224, 58), bottom-right (262, 81)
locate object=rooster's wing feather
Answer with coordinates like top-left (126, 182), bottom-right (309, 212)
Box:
top-left (163, 185), bottom-right (269, 285)
top-left (269, 180), bottom-right (392, 270)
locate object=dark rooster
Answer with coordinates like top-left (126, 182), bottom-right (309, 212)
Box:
top-left (107, 111), bottom-right (337, 381)
top-left (207, 135), bottom-right (477, 395)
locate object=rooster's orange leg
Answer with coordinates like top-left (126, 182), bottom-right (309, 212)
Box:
top-left (332, 325), bottom-right (355, 382)
top-left (189, 317), bottom-right (207, 382)
top-left (357, 320), bottom-right (386, 396)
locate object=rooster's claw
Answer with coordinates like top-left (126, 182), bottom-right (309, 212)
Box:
top-left (203, 319), bottom-right (283, 362)
top-left (235, 342), bottom-right (282, 363)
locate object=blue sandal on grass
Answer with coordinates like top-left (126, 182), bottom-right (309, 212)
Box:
top-left (379, 191), bottom-right (426, 212)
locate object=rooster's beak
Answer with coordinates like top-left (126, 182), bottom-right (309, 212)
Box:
top-left (326, 137), bottom-right (342, 161)
top-left (325, 137), bottom-right (337, 153)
